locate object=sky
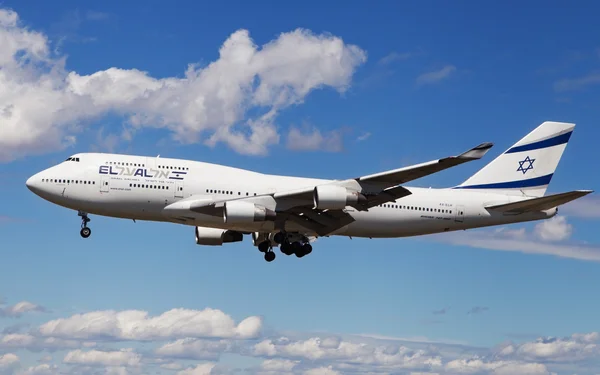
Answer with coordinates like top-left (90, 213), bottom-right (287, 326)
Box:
top-left (1, 0), bottom-right (600, 374)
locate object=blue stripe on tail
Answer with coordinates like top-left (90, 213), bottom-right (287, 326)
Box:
top-left (505, 131), bottom-right (572, 154)
top-left (453, 173), bottom-right (553, 190)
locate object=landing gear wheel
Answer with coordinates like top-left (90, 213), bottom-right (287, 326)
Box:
top-left (280, 241), bottom-right (293, 255)
top-left (258, 240), bottom-right (270, 253)
top-left (264, 251), bottom-right (276, 262)
top-left (80, 227), bottom-right (91, 238)
top-left (302, 243), bottom-right (312, 255)
top-left (78, 211), bottom-right (91, 239)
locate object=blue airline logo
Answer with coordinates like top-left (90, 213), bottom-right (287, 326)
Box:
top-left (517, 156), bottom-right (535, 175)
top-left (99, 165), bottom-right (186, 180)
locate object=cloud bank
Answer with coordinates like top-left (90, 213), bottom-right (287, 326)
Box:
top-left (0, 8), bottom-right (367, 162)
top-left (0, 299), bottom-right (599, 375)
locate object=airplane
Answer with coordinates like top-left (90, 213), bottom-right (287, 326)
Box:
top-left (25, 121), bottom-right (592, 262)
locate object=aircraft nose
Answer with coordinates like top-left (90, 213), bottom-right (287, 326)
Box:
top-left (26, 174), bottom-right (40, 193)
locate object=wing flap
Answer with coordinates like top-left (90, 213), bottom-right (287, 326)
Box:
top-left (357, 142), bottom-right (493, 186)
top-left (485, 190), bottom-right (593, 213)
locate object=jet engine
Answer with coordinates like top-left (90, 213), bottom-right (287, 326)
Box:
top-left (195, 226), bottom-right (243, 246)
top-left (223, 201), bottom-right (276, 224)
top-left (313, 185), bottom-right (366, 210)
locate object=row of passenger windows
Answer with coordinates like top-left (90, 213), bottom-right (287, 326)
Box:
top-left (379, 203), bottom-right (453, 214)
top-left (42, 178), bottom-right (95, 185)
top-left (206, 189), bottom-right (257, 196)
top-left (130, 183), bottom-right (170, 190)
top-left (106, 161), bottom-right (189, 171)
top-left (107, 161), bottom-right (145, 167)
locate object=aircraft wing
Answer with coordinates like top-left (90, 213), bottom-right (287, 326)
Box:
top-left (165, 142), bottom-right (493, 236)
top-left (356, 142), bottom-right (494, 187)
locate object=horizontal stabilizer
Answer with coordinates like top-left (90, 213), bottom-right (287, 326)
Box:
top-left (485, 190), bottom-right (593, 213)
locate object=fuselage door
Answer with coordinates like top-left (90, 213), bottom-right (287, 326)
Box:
top-left (100, 177), bottom-right (110, 193)
top-left (454, 205), bottom-right (465, 223)
top-left (175, 182), bottom-right (184, 198)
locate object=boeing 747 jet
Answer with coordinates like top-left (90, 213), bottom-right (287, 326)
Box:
top-left (26, 121), bottom-right (591, 262)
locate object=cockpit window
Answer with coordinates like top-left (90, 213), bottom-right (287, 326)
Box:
top-left (65, 157), bottom-right (80, 162)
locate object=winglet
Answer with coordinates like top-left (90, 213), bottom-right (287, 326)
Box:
top-left (457, 142), bottom-right (494, 160)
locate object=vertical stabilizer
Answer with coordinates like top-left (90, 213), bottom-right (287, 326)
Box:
top-left (454, 121), bottom-right (575, 197)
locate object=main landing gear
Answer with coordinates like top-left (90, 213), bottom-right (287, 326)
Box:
top-left (256, 231), bottom-right (312, 262)
top-left (78, 211), bottom-right (91, 238)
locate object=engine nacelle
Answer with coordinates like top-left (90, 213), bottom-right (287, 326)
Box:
top-left (195, 226), bottom-right (243, 246)
top-left (313, 185), bottom-right (366, 210)
top-left (223, 201), bottom-right (276, 224)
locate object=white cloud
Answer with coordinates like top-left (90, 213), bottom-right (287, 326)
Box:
top-left (444, 358), bottom-right (550, 375)
top-left (63, 349), bottom-right (142, 367)
top-left (0, 332), bottom-right (96, 351)
top-left (416, 65), bottom-right (456, 85)
top-left (2, 303), bottom-right (600, 374)
top-left (356, 132), bottom-right (371, 142)
top-left (0, 353), bottom-right (19, 373)
top-left (0, 301), bottom-right (46, 317)
top-left (378, 51), bottom-right (413, 65)
top-left (0, 8), bottom-right (367, 162)
top-left (560, 196), bottom-right (600, 219)
top-left (303, 366), bottom-right (340, 375)
top-left (554, 72), bottom-right (600, 92)
top-left (15, 364), bottom-right (59, 375)
top-left (497, 332), bottom-right (600, 363)
top-left (534, 216), bottom-right (573, 242)
top-left (250, 336), bottom-right (443, 371)
top-left (286, 125), bottom-right (344, 152)
top-left (155, 338), bottom-right (232, 360)
top-left (38, 308), bottom-right (262, 341)
top-left (260, 358), bottom-right (298, 373)
top-left (430, 216), bottom-right (600, 262)
top-left (176, 363), bottom-right (216, 375)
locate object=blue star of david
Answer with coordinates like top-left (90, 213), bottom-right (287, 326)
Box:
top-left (517, 156), bottom-right (535, 174)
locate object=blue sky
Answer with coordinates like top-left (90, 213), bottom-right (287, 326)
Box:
top-left (1, 1), bottom-right (600, 374)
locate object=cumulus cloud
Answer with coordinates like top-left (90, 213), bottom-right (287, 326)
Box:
top-left (0, 8), bottom-right (367, 162)
top-left (496, 332), bottom-right (600, 363)
top-left (533, 216), bottom-right (573, 242)
top-left (2, 303), bottom-right (599, 374)
top-left (63, 349), bottom-right (142, 367)
top-left (176, 363), bottom-right (216, 375)
top-left (0, 332), bottom-right (94, 352)
top-left (0, 353), bottom-right (19, 373)
top-left (15, 364), bottom-right (59, 375)
top-left (0, 301), bottom-right (47, 317)
top-left (155, 338), bottom-right (232, 360)
top-left (38, 308), bottom-right (262, 341)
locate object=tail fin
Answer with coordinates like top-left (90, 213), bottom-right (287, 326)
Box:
top-left (454, 121), bottom-right (575, 197)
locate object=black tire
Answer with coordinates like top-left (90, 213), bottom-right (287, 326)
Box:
top-left (258, 241), bottom-right (270, 253)
top-left (302, 243), bottom-right (312, 255)
top-left (264, 251), bottom-right (276, 262)
top-left (80, 227), bottom-right (91, 238)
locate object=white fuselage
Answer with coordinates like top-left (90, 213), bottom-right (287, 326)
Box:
top-left (26, 153), bottom-right (556, 239)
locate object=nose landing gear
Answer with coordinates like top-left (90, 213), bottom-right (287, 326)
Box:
top-left (78, 211), bottom-right (91, 238)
